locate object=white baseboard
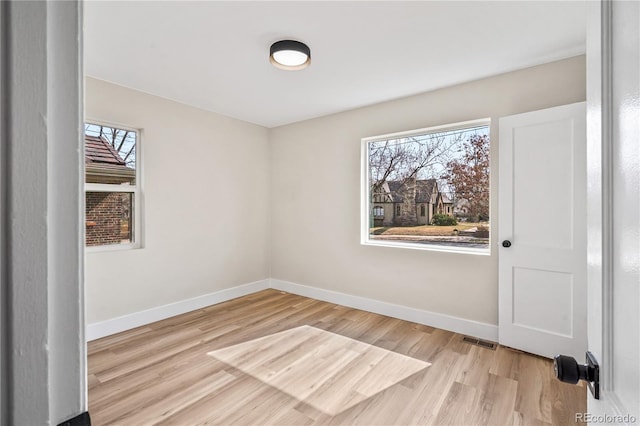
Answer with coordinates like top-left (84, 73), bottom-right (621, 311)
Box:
top-left (86, 279), bottom-right (270, 341)
top-left (87, 278), bottom-right (498, 343)
top-left (269, 278), bottom-right (498, 342)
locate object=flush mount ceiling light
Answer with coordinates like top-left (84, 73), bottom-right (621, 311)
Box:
top-left (269, 40), bottom-right (311, 71)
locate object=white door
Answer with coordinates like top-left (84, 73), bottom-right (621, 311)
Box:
top-left (498, 102), bottom-right (586, 359)
top-left (586, 0), bottom-right (639, 421)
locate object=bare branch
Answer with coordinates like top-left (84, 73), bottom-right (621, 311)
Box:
top-left (116, 131), bottom-right (129, 152)
top-left (122, 145), bottom-right (135, 164)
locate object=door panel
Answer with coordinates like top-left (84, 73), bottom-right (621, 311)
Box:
top-left (513, 120), bottom-right (574, 250)
top-left (499, 102), bottom-right (586, 359)
top-left (512, 267), bottom-right (573, 337)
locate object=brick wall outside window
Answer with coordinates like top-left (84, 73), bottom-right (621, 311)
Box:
top-left (86, 192), bottom-right (132, 246)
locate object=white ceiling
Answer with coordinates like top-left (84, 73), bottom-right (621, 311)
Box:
top-left (84, 1), bottom-right (586, 128)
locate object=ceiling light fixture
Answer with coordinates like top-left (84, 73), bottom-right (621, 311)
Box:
top-left (269, 40), bottom-right (311, 71)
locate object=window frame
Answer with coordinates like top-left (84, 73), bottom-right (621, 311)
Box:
top-left (84, 119), bottom-right (143, 252)
top-left (360, 118), bottom-right (491, 255)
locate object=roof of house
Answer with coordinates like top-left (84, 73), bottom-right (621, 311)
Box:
top-left (85, 135), bottom-right (135, 183)
top-left (385, 179), bottom-right (437, 203)
top-left (85, 135), bottom-right (128, 166)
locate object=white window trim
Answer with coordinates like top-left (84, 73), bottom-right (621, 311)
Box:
top-left (361, 118), bottom-right (491, 255)
top-left (84, 119), bottom-right (144, 252)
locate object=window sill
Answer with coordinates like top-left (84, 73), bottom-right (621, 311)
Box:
top-left (86, 242), bottom-right (142, 253)
top-left (361, 238), bottom-right (491, 256)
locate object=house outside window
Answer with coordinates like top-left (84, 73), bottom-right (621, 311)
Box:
top-left (85, 122), bottom-right (142, 249)
top-left (362, 119), bottom-right (490, 253)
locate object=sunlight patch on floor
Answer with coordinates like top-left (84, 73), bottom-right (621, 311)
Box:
top-left (207, 325), bottom-right (430, 416)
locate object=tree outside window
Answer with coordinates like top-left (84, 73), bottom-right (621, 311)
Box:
top-left (363, 120), bottom-right (490, 252)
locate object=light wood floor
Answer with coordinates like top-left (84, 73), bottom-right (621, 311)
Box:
top-left (88, 289), bottom-right (586, 425)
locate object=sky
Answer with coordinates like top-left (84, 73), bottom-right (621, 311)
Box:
top-left (85, 122), bottom-right (137, 168)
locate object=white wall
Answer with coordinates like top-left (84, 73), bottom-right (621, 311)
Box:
top-left (86, 56), bottom-right (586, 331)
top-left (85, 78), bottom-right (270, 324)
top-left (269, 56), bottom-right (586, 326)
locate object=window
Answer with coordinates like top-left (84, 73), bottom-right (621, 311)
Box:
top-left (85, 122), bottom-right (141, 249)
top-left (373, 206), bottom-right (384, 218)
top-left (362, 119), bottom-right (490, 253)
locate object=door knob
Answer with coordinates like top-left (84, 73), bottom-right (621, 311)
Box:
top-left (502, 240), bottom-right (512, 248)
top-left (553, 352), bottom-right (599, 399)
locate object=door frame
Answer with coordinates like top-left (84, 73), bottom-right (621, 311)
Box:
top-left (0, 1), bottom-right (86, 424)
top-left (585, 0), bottom-right (629, 418)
